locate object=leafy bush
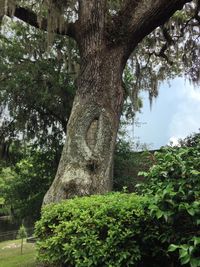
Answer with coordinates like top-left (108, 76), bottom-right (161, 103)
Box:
top-left (138, 141), bottom-right (200, 267)
top-left (35, 193), bottom-right (149, 267)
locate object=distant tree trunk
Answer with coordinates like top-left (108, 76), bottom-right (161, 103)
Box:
top-left (21, 237), bottom-right (23, 255)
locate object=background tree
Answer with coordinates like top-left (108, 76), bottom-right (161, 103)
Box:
top-left (0, 18), bottom-right (76, 158)
top-left (0, 0), bottom-right (199, 204)
top-left (0, 17), bottom-right (77, 220)
top-left (178, 130), bottom-right (200, 147)
top-left (3, 146), bottom-right (58, 221)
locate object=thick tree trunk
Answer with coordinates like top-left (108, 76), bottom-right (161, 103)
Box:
top-left (43, 0), bottom-right (128, 204)
top-left (43, 46), bottom-right (126, 204)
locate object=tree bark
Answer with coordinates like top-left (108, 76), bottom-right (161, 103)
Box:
top-left (43, 47), bottom-right (125, 204)
top-left (43, 0), bottom-right (126, 204)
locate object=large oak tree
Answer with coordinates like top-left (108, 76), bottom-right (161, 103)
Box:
top-left (0, 0), bottom-right (199, 204)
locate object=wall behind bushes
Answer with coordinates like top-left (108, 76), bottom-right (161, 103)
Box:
top-left (113, 141), bottom-right (155, 192)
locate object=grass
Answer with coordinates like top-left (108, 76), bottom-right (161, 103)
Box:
top-left (0, 239), bottom-right (37, 267)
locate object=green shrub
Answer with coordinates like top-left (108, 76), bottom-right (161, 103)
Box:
top-left (35, 193), bottom-right (149, 267)
top-left (138, 141), bottom-right (200, 267)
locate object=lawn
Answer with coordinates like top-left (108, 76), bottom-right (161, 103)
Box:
top-left (0, 239), bottom-right (37, 267)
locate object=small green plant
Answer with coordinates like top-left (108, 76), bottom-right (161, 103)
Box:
top-left (17, 224), bottom-right (27, 255)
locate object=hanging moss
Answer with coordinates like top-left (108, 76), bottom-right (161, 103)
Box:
top-left (37, 0), bottom-right (77, 46)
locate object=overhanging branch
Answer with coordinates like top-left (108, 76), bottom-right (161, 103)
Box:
top-left (8, 6), bottom-right (77, 39)
top-left (113, 0), bottom-right (193, 54)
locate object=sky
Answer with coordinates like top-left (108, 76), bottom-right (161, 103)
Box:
top-left (130, 78), bottom-right (200, 150)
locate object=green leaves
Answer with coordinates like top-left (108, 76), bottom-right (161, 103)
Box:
top-left (0, 18), bottom-right (75, 146)
top-left (168, 244), bottom-right (179, 252)
top-left (168, 237), bottom-right (200, 267)
top-left (35, 193), bottom-right (147, 267)
top-left (17, 224), bottom-right (27, 240)
top-left (137, 135), bottom-right (200, 267)
top-left (1, 145), bottom-right (58, 221)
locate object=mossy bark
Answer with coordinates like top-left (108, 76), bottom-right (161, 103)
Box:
top-left (43, 48), bottom-right (126, 204)
top-left (43, 1), bottom-right (127, 204)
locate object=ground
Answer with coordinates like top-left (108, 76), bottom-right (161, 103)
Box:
top-left (0, 239), bottom-right (36, 267)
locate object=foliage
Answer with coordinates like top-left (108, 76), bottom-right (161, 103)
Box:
top-left (17, 224), bottom-right (27, 240)
top-left (0, 166), bottom-right (15, 216)
top-left (168, 237), bottom-right (200, 267)
top-left (1, 145), bottom-right (59, 222)
top-left (179, 130), bottom-right (200, 148)
top-left (137, 137), bottom-right (200, 267)
top-left (0, 17), bottom-right (76, 218)
top-left (128, 2), bottom-right (200, 105)
top-left (0, 18), bottom-right (76, 148)
top-left (35, 193), bottom-right (149, 267)
top-left (35, 135), bottom-right (200, 267)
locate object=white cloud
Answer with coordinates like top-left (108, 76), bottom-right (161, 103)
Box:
top-left (168, 136), bottom-right (180, 146)
top-left (169, 81), bottom-right (200, 142)
top-left (184, 85), bottom-right (200, 102)
top-left (133, 78), bottom-right (200, 149)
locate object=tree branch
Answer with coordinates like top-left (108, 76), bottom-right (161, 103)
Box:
top-left (9, 6), bottom-right (77, 39)
top-left (153, 26), bottom-right (174, 65)
top-left (116, 0), bottom-right (192, 54)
